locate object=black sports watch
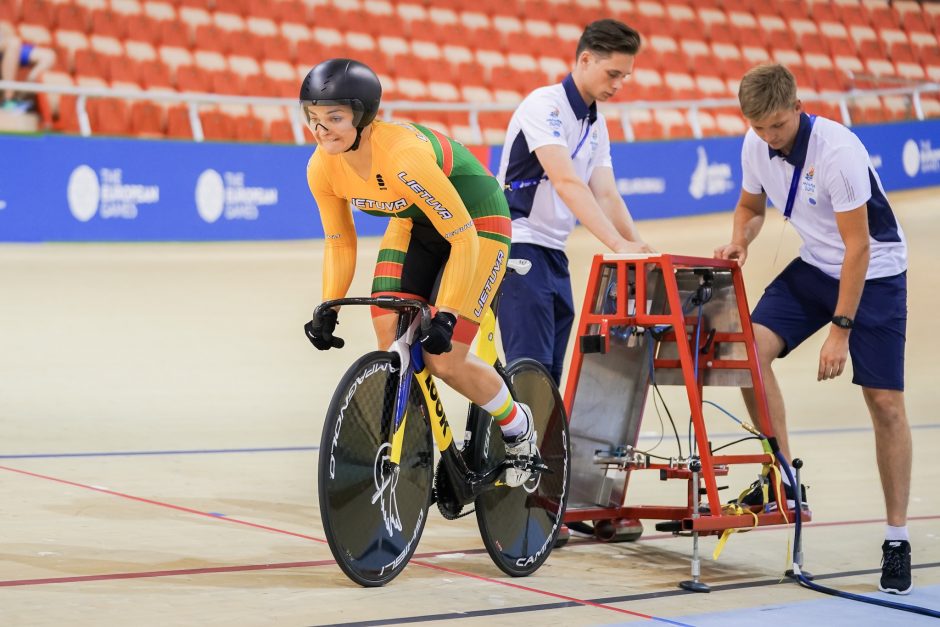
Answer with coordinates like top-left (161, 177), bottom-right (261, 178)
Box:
top-left (831, 315), bottom-right (854, 329)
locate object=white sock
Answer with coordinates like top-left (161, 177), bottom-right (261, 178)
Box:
top-left (480, 383), bottom-right (527, 439)
top-left (885, 524), bottom-right (910, 542)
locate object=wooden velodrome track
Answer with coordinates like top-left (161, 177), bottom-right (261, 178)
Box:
top-left (1, 187), bottom-right (938, 625)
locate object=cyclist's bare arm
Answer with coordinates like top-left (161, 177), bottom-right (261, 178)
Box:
top-left (534, 144), bottom-right (641, 254)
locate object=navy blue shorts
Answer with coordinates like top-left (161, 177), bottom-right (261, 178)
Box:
top-left (751, 258), bottom-right (907, 390)
top-left (496, 243), bottom-right (574, 386)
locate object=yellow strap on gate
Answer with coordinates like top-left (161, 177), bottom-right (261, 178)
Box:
top-left (712, 503), bottom-right (759, 560)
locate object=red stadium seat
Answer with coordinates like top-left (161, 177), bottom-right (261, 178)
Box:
top-left (158, 21), bottom-right (190, 48)
top-left (199, 109), bottom-right (235, 141)
top-left (0, 2), bottom-right (16, 22)
top-left (140, 61), bottom-right (174, 90)
top-left (129, 101), bottom-right (165, 137)
top-left (54, 4), bottom-right (91, 33)
top-left (606, 116), bottom-right (626, 142)
top-left (176, 66), bottom-right (212, 92)
top-left (125, 15), bottom-right (161, 44)
top-left (269, 119), bottom-right (297, 143)
top-left (90, 10), bottom-right (127, 39)
top-left (54, 95), bottom-right (81, 132)
top-left (868, 5), bottom-right (901, 30)
top-left (838, 5), bottom-right (870, 28)
top-left (74, 49), bottom-right (108, 80)
top-left (166, 105), bottom-right (193, 138)
top-left (19, 1), bottom-right (55, 27)
top-left (234, 115), bottom-right (265, 142)
top-left (108, 57), bottom-right (144, 86)
top-left (88, 98), bottom-right (130, 136)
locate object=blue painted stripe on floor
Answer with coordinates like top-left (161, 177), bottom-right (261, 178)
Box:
top-left (669, 584), bottom-right (940, 626)
top-left (2, 423), bottom-right (937, 459)
top-left (0, 446), bottom-right (318, 459)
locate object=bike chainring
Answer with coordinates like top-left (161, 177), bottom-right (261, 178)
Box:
top-left (433, 458), bottom-right (464, 520)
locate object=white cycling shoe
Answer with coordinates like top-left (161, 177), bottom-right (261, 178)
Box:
top-left (503, 402), bottom-right (539, 488)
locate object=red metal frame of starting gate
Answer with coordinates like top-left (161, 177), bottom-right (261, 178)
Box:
top-left (562, 253), bottom-right (811, 534)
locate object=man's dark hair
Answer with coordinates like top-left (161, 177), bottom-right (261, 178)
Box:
top-left (575, 19), bottom-right (641, 59)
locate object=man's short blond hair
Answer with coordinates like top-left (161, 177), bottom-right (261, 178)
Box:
top-left (738, 63), bottom-right (798, 121)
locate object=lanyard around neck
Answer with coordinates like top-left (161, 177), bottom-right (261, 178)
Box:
top-left (504, 117), bottom-right (593, 192)
top-left (782, 114), bottom-right (816, 221)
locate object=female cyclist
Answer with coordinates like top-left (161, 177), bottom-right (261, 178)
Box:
top-left (301, 58), bottom-right (535, 486)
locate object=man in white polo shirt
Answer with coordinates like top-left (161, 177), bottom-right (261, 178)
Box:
top-left (496, 19), bottom-right (652, 386)
top-left (715, 63), bottom-right (912, 595)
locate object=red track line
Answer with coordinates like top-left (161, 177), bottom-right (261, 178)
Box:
top-left (0, 559), bottom-right (336, 588)
top-left (0, 464), bottom-right (327, 545)
top-left (0, 464), bottom-right (666, 620)
top-left (412, 560), bottom-right (658, 620)
top-left (4, 463), bottom-right (939, 621)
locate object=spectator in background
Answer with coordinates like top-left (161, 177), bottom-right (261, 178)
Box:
top-left (1, 21), bottom-right (56, 112)
top-left (496, 19), bottom-right (652, 386)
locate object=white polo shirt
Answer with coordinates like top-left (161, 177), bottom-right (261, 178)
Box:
top-left (496, 74), bottom-right (612, 251)
top-left (742, 114), bottom-right (907, 279)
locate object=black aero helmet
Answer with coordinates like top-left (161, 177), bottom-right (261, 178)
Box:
top-left (299, 58), bottom-right (382, 151)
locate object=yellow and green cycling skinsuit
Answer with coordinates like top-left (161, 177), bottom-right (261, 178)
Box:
top-left (306, 120), bottom-right (511, 344)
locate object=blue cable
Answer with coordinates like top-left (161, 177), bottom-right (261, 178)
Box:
top-left (702, 400), bottom-right (747, 427)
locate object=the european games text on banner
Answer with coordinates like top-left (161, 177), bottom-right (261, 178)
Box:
top-left (489, 118), bottom-right (940, 222)
top-left (0, 134), bottom-right (391, 242)
top-left (1, 119), bottom-right (937, 242)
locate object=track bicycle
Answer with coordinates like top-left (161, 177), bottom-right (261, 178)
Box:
top-left (315, 264), bottom-right (570, 586)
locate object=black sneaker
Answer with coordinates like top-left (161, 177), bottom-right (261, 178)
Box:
top-left (732, 478), bottom-right (807, 510)
top-left (879, 540), bottom-right (912, 595)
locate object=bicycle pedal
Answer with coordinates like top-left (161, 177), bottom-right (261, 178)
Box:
top-left (506, 455), bottom-right (551, 475)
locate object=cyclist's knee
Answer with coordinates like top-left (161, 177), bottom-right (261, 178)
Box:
top-left (424, 341), bottom-right (473, 381)
top-left (424, 352), bottom-right (458, 381)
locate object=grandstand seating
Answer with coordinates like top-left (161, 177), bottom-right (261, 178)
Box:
top-left (4, 0), bottom-right (939, 143)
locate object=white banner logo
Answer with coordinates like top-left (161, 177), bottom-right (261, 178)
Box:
top-left (67, 165), bottom-right (159, 221)
top-left (688, 146), bottom-right (734, 199)
top-left (901, 138), bottom-right (940, 178)
top-left (67, 165), bottom-right (101, 222)
top-left (195, 169), bottom-right (278, 222)
top-left (195, 169), bottom-right (225, 223)
top-left (902, 139), bottom-right (920, 177)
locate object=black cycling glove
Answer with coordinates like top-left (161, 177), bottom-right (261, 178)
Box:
top-left (304, 308), bottom-right (344, 350)
top-left (419, 311), bottom-right (457, 355)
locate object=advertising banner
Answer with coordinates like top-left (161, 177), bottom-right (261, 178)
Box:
top-left (1, 119), bottom-right (937, 242)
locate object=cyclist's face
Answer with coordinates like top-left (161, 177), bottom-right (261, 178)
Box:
top-left (579, 51), bottom-right (635, 102)
top-left (303, 104), bottom-right (356, 153)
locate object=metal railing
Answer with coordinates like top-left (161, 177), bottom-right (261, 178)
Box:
top-left (2, 78), bottom-right (938, 144)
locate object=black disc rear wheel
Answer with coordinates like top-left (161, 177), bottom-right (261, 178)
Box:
top-left (473, 358), bottom-right (570, 577)
top-left (318, 351), bottom-right (433, 586)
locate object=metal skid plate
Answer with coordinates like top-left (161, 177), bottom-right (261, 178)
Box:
top-left (567, 335), bottom-right (651, 509)
top-left (567, 264), bottom-right (654, 510)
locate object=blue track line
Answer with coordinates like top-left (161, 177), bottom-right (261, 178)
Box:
top-left (3, 422), bottom-right (938, 459)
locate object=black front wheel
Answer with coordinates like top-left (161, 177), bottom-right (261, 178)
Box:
top-left (318, 351), bottom-right (433, 586)
top-left (472, 358), bottom-right (570, 577)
